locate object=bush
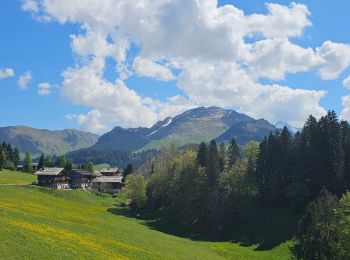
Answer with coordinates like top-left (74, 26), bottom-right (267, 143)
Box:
top-left (125, 174), bottom-right (147, 211)
top-left (291, 190), bottom-right (342, 259)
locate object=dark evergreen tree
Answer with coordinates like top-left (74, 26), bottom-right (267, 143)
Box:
top-left (56, 155), bottom-right (67, 167)
top-left (291, 190), bottom-right (341, 259)
top-left (6, 143), bottom-right (13, 162)
top-left (218, 141), bottom-right (226, 172)
top-left (227, 137), bottom-right (240, 167)
top-left (206, 140), bottom-right (220, 184)
top-left (318, 111), bottom-right (344, 195)
top-left (196, 142), bottom-right (209, 167)
top-left (341, 121), bottom-right (350, 190)
top-left (123, 164), bottom-right (133, 179)
top-left (13, 147), bottom-right (20, 167)
top-left (23, 152), bottom-right (33, 172)
top-left (38, 154), bottom-right (44, 169)
top-left (64, 160), bottom-right (72, 170)
top-left (87, 161), bottom-right (94, 172)
top-left (0, 149), bottom-right (4, 170)
top-left (44, 155), bottom-right (53, 167)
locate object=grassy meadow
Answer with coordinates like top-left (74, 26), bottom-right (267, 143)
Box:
top-left (0, 170), bottom-right (295, 259)
top-left (0, 170), bottom-right (36, 185)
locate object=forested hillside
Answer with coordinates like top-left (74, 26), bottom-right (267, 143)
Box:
top-left (124, 111), bottom-right (350, 259)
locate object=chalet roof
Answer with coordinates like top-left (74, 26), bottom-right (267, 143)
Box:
top-left (100, 167), bottom-right (119, 173)
top-left (93, 176), bottom-right (123, 183)
top-left (70, 169), bottom-right (102, 177)
top-left (35, 167), bottom-right (66, 176)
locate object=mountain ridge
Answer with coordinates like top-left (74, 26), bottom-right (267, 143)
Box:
top-left (0, 125), bottom-right (99, 155)
top-left (91, 106), bottom-right (277, 152)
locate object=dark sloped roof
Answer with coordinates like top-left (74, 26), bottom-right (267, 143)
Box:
top-left (35, 167), bottom-right (66, 176)
top-left (93, 176), bottom-right (123, 183)
top-left (70, 169), bottom-right (101, 177)
top-left (100, 167), bottom-right (119, 173)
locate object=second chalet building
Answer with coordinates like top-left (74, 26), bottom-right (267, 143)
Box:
top-left (35, 167), bottom-right (123, 192)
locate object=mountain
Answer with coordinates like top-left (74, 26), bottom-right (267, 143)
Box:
top-left (0, 126), bottom-right (99, 155)
top-left (216, 119), bottom-right (276, 145)
top-left (91, 107), bottom-right (276, 152)
top-left (275, 121), bottom-right (301, 133)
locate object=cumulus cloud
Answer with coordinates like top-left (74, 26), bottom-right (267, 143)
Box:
top-left (343, 76), bottom-right (350, 89)
top-left (66, 110), bottom-right (107, 133)
top-left (17, 71), bottom-right (32, 90)
top-left (0, 68), bottom-right (15, 79)
top-left (341, 94), bottom-right (350, 121)
top-left (21, 0), bottom-right (350, 131)
top-left (133, 57), bottom-right (175, 81)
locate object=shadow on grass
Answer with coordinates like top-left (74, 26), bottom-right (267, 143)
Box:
top-left (107, 205), bottom-right (297, 251)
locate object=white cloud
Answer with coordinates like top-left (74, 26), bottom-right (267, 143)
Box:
top-left (246, 2), bottom-right (311, 38)
top-left (343, 76), bottom-right (350, 89)
top-left (17, 71), bottom-right (32, 90)
top-left (22, 0), bottom-right (350, 132)
top-left (133, 57), bottom-right (175, 81)
top-left (0, 68), bottom-right (15, 79)
top-left (38, 82), bottom-right (54, 95)
top-left (317, 41), bottom-right (350, 80)
top-left (21, 0), bottom-right (39, 13)
top-left (341, 94), bottom-right (350, 121)
top-left (66, 110), bottom-right (107, 133)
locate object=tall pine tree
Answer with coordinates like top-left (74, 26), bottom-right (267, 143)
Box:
top-left (197, 142), bottom-right (209, 167)
top-left (206, 140), bottom-right (220, 185)
top-left (227, 137), bottom-right (240, 168)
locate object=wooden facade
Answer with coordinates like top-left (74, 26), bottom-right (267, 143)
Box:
top-left (36, 168), bottom-right (70, 189)
top-left (36, 168), bottom-right (101, 189)
top-left (92, 176), bottom-right (123, 194)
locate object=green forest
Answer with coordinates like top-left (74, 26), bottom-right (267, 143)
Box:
top-left (125, 111), bottom-right (350, 259)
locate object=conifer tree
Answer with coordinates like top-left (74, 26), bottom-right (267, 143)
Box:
top-left (13, 147), bottom-right (20, 167)
top-left (23, 152), bottom-right (33, 172)
top-left (44, 155), bottom-right (53, 167)
top-left (0, 149), bottom-right (4, 170)
top-left (6, 143), bottom-right (13, 162)
top-left (207, 140), bottom-right (220, 184)
top-left (227, 137), bottom-right (241, 167)
top-left (38, 154), bottom-right (44, 169)
top-left (87, 161), bottom-right (94, 172)
top-left (218, 141), bottom-right (226, 172)
top-left (196, 142), bottom-right (209, 167)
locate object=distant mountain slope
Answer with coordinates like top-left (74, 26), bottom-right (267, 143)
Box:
top-left (91, 107), bottom-right (276, 152)
top-left (0, 126), bottom-right (99, 155)
top-left (216, 119), bottom-right (276, 145)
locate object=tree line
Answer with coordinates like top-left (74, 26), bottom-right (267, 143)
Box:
top-left (124, 111), bottom-right (350, 259)
top-left (0, 142), bottom-right (20, 170)
top-left (66, 148), bottom-right (157, 169)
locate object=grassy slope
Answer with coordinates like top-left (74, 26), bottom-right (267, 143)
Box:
top-left (0, 170), bottom-right (36, 184)
top-left (141, 120), bottom-right (230, 151)
top-left (94, 163), bottom-right (111, 171)
top-left (0, 172), bottom-right (294, 259)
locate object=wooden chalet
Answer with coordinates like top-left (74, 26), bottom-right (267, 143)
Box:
top-left (100, 167), bottom-right (120, 176)
top-left (92, 176), bottom-right (123, 194)
top-left (35, 167), bottom-right (70, 189)
top-left (69, 169), bottom-right (102, 189)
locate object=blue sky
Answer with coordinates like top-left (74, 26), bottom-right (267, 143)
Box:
top-left (1, 0), bottom-right (350, 132)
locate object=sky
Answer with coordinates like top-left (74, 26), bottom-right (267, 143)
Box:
top-left (1, 0), bottom-right (350, 133)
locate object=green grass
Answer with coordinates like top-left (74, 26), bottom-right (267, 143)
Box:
top-left (0, 172), bottom-right (295, 259)
top-left (94, 163), bottom-right (111, 171)
top-left (0, 170), bottom-right (36, 184)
